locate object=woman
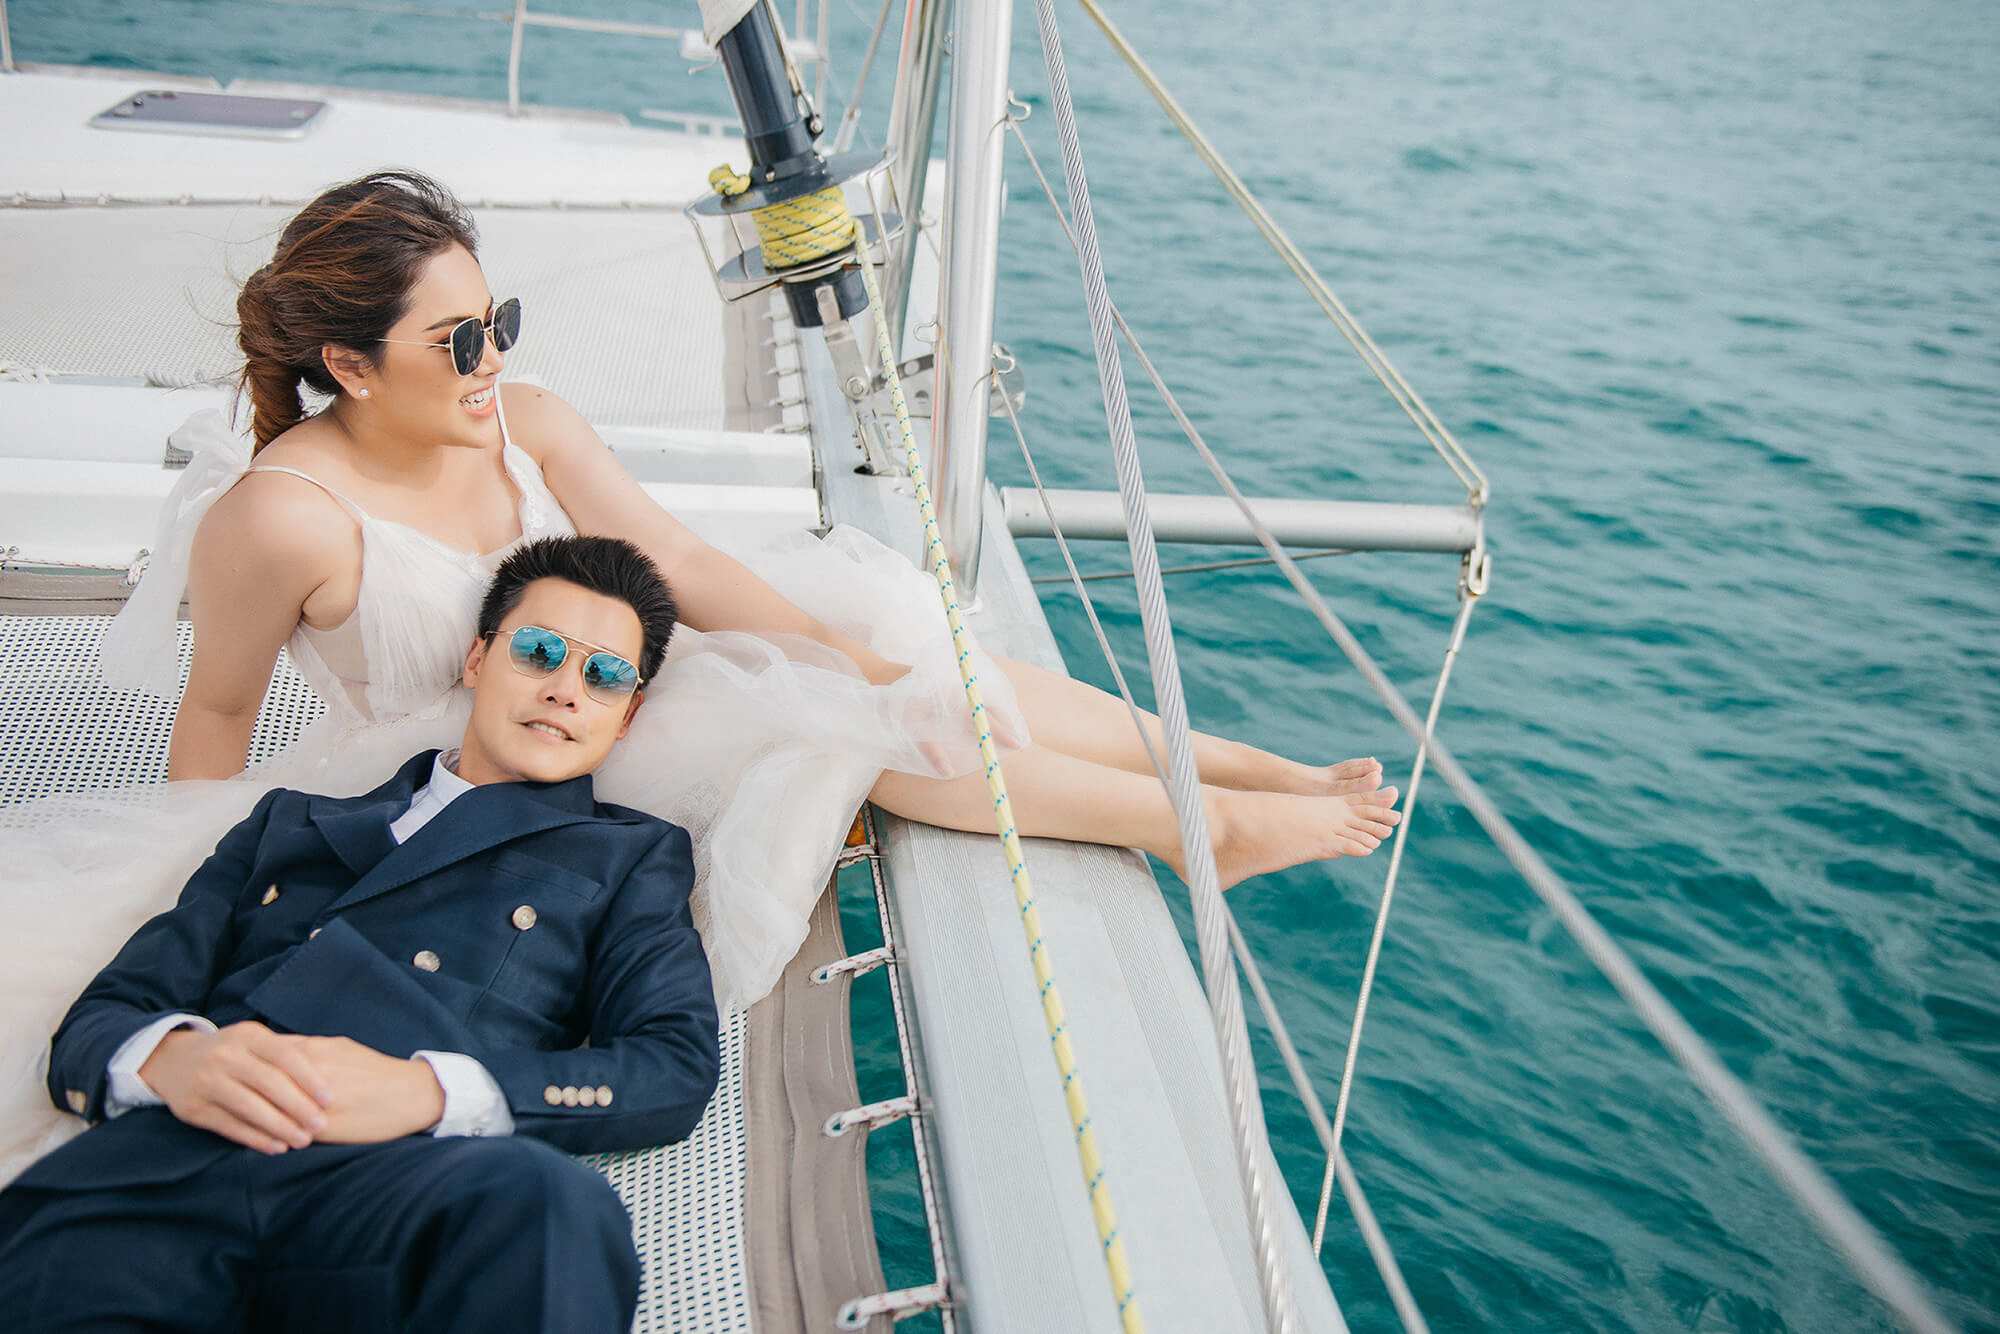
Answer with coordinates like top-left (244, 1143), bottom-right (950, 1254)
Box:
top-left (178, 167), bottom-right (1396, 930)
top-left (0, 168), bottom-right (1397, 1183)
top-left (50, 167), bottom-right (1388, 986)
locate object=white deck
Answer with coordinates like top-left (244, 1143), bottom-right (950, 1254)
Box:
top-left (1, 61), bottom-right (819, 567)
top-left (0, 381), bottom-right (818, 569)
top-left (2, 63), bottom-right (730, 208)
top-left (0, 202), bottom-right (735, 430)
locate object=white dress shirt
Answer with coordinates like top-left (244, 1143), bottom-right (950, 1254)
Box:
top-left (103, 751), bottom-right (514, 1138)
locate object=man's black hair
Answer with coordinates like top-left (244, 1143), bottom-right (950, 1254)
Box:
top-left (478, 536), bottom-right (677, 681)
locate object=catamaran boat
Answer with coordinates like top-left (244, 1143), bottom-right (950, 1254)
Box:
top-left (0, 2), bottom-right (1960, 1331)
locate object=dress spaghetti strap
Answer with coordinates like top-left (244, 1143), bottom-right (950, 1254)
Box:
top-left (243, 465), bottom-right (368, 522)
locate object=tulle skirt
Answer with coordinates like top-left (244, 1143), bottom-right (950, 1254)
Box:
top-left (0, 524), bottom-right (1023, 1185)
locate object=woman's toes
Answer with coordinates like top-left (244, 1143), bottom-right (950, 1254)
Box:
top-left (1324, 757), bottom-right (1384, 796)
top-left (1344, 785), bottom-right (1398, 810)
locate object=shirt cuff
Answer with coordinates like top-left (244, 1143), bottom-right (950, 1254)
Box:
top-left (413, 1050), bottom-right (515, 1139)
top-left (105, 1012), bottom-right (217, 1118)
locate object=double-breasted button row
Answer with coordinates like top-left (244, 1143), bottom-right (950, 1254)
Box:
top-left (541, 1084), bottom-right (615, 1108)
top-left (404, 902), bottom-right (534, 974)
top-left (260, 884), bottom-right (279, 906)
top-left (393, 902), bottom-right (541, 976)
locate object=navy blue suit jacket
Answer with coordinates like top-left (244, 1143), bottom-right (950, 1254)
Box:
top-left (20, 750), bottom-right (719, 1193)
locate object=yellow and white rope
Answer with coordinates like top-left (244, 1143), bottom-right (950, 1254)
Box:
top-left (851, 244), bottom-right (1142, 1332)
top-left (712, 161), bottom-right (1143, 1330)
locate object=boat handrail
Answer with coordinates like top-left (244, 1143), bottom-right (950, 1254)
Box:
top-left (829, 812), bottom-right (958, 1331)
top-left (0, 0), bottom-right (833, 119)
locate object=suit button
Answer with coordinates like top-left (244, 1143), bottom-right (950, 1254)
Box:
top-left (65, 1089), bottom-right (87, 1116)
top-left (543, 1085), bottom-right (563, 1106)
top-left (308, 927), bottom-right (322, 939)
top-left (561, 1086), bottom-right (580, 1107)
top-left (578, 1085), bottom-right (597, 1107)
top-left (413, 950), bottom-right (441, 972)
top-left (511, 904), bottom-right (537, 931)
top-left (596, 1086), bottom-right (613, 1107)
top-left (261, 884), bottom-right (280, 906)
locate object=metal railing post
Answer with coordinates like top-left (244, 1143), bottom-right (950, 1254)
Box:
top-left (881, 0), bottom-right (951, 351)
top-left (931, 0), bottom-right (1007, 594)
top-left (506, 0), bottom-right (528, 115)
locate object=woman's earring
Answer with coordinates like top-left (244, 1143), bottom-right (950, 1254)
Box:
top-left (355, 387), bottom-right (371, 399)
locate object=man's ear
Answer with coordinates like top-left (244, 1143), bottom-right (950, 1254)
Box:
top-left (462, 635), bottom-right (489, 691)
top-left (321, 344), bottom-right (373, 398)
top-left (616, 689), bottom-right (644, 740)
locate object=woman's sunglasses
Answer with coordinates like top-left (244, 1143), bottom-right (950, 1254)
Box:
top-left (380, 297), bottom-right (522, 376)
top-left (488, 624), bottom-right (642, 706)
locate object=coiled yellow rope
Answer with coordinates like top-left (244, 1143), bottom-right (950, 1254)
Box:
top-left (710, 159), bottom-right (1143, 1330)
top-left (709, 166), bottom-right (860, 270)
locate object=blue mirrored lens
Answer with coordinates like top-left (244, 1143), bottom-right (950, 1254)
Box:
top-left (582, 652), bottom-right (640, 698)
top-left (508, 626), bottom-right (567, 675)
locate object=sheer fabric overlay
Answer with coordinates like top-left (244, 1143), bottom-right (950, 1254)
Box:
top-left (0, 401), bottom-right (1024, 1184)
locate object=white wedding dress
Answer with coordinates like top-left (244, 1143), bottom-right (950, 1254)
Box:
top-left (0, 402), bottom-right (1023, 1184)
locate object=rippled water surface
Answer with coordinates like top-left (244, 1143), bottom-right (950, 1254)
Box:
top-left (13, 1), bottom-right (1998, 1328)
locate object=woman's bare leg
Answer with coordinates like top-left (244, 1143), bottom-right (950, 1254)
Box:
top-left (869, 744), bottom-right (1400, 890)
top-left (993, 653), bottom-right (1382, 796)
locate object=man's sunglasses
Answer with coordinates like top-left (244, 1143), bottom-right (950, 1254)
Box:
top-left (488, 624), bottom-right (642, 707)
top-left (380, 297), bottom-right (522, 376)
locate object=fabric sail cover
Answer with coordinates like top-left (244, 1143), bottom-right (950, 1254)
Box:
top-left (698, 0), bottom-right (759, 47)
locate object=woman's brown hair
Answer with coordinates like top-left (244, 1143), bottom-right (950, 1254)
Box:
top-left (236, 170), bottom-right (478, 451)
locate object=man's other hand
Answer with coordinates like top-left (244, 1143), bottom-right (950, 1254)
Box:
top-left (300, 1036), bottom-right (446, 1143)
top-left (139, 1020), bottom-right (334, 1154)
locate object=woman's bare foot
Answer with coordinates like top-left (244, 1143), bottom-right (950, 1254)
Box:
top-left (1162, 784), bottom-right (1403, 890)
top-left (1240, 753), bottom-right (1384, 798)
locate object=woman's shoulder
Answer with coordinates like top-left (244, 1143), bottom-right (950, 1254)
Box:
top-left (499, 381), bottom-right (597, 466)
top-left (196, 436), bottom-right (360, 568)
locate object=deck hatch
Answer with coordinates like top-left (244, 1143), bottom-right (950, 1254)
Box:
top-left (89, 89), bottom-right (329, 141)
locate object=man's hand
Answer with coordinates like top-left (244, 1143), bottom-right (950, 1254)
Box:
top-left (298, 1036), bottom-right (445, 1144)
top-left (139, 1020), bottom-right (334, 1154)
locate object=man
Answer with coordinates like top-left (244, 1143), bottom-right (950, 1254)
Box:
top-left (0, 534), bottom-right (717, 1333)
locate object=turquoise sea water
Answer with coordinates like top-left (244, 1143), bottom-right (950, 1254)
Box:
top-left (12, 1), bottom-right (1997, 1329)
